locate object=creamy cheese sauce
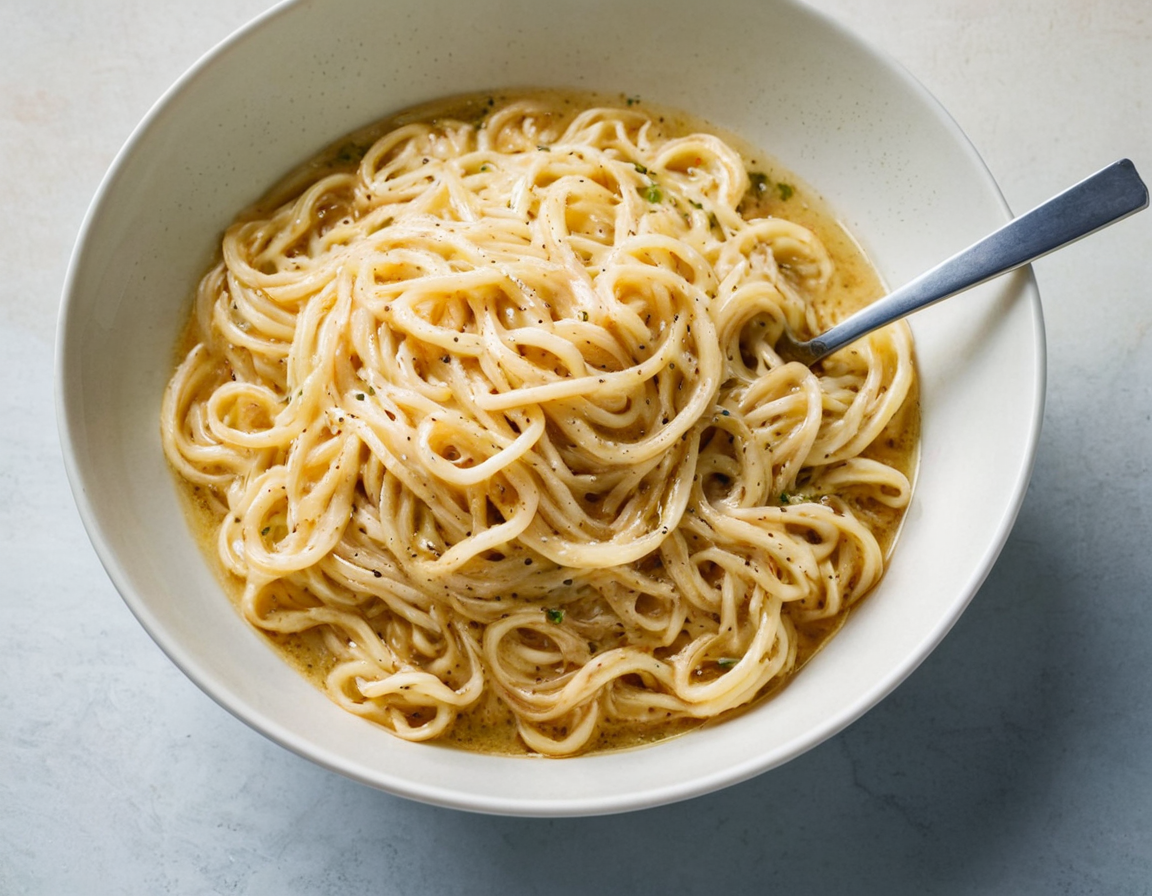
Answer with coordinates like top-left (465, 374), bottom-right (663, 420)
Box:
top-left (171, 90), bottom-right (919, 756)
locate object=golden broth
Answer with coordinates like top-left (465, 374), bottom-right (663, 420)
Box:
top-left (170, 90), bottom-right (919, 756)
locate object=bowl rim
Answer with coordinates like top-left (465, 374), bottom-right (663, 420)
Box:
top-left (55, 0), bottom-right (1046, 816)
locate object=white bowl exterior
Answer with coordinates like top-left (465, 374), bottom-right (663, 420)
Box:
top-left (57, 0), bottom-right (1044, 815)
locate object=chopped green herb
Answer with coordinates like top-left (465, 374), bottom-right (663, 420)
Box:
top-left (537, 144), bottom-right (551, 152)
top-left (546, 607), bottom-right (565, 624)
top-left (367, 386), bottom-right (376, 396)
top-left (688, 199), bottom-right (703, 210)
top-left (644, 183), bottom-right (662, 203)
top-left (749, 171), bottom-right (770, 193)
top-left (776, 182), bottom-right (795, 201)
top-left (261, 526), bottom-right (271, 536)
top-left (717, 657), bottom-right (739, 668)
top-left (355, 392), bottom-right (365, 401)
top-left (579, 310), bottom-right (589, 321)
top-left (633, 162), bottom-right (648, 174)
top-left (626, 95), bottom-right (641, 106)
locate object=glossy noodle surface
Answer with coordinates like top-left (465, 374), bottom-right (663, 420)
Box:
top-left (161, 92), bottom-right (917, 756)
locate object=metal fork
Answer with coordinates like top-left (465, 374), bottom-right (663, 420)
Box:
top-left (776, 159), bottom-right (1148, 366)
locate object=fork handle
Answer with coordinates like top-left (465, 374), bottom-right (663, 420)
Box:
top-left (807, 159), bottom-right (1148, 361)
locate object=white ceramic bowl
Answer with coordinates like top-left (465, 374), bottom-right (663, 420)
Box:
top-left (56, 0), bottom-right (1044, 816)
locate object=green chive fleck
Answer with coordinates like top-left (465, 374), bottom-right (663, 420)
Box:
top-left (546, 607), bottom-right (564, 624)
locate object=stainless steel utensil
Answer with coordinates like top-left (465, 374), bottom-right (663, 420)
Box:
top-left (776, 159), bottom-right (1148, 365)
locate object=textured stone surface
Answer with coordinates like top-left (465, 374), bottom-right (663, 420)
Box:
top-left (3, 0), bottom-right (1150, 892)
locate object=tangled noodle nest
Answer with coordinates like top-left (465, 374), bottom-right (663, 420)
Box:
top-left (162, 95), bottom-right (915, 755)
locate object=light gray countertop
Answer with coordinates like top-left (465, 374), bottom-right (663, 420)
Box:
top-left (3, 0), bottom-right (1150, 892)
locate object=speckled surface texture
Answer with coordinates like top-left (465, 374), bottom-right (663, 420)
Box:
top-left (3, 0), bottom-right (1151, 892)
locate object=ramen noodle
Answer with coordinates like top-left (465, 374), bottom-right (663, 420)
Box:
top-left (161, 92), bottom-right (917, 756)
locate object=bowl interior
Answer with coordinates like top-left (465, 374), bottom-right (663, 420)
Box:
top-left (57, 0), bottom-right (1043, 816)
